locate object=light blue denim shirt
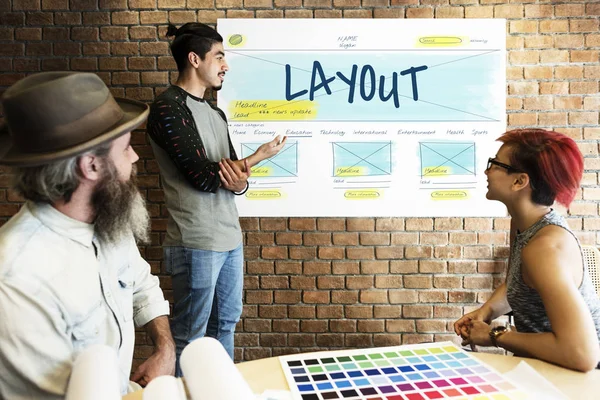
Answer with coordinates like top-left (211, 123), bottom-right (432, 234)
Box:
top-left (0, 202), bottom-right (170, 399)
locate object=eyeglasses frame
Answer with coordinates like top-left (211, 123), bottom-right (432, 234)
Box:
top-left (486, 157), bottom-right (522, 174)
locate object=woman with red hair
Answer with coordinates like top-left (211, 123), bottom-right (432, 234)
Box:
top-left (454, 129), bottom-right (600, 371)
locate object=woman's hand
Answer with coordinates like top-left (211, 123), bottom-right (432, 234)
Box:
top-left (454, 307), bottom-right (493, 349)
top-left (465, 320), bottom-right (493, 347)
top-left (454, 307), bottom-right (492, 337)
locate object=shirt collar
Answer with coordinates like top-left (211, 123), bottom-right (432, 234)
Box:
top-left (28, 202), bottom-right (95, 248)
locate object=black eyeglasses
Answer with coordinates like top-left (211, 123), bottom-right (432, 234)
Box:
top-left (486, 158), bottom-right (522, 173)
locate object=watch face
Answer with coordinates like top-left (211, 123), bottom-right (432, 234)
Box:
top-left (492, 326), bottom-right (507, 333)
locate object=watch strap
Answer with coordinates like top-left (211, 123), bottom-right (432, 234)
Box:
top-left (489, 326), bottom-right (508, 348)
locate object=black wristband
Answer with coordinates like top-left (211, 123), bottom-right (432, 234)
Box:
top-left (234, 181), bottom-right (249, 196)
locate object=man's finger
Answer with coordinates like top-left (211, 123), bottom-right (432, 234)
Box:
top-left (219, 171), bottom-right (233, 187)
top-left (218, 168), bottom-right (229, 183)
top-left (223, 158), bottom-right (243, 175)
top-left (220, 159), bottom-right (234, 174)
top-left (219, 161), bottom-right (234, 182)
top-left (131, 368), bottom-right (143, 382)
top-left (278, 136), bottom-right (287, 148)
top-left (271, 137), bottom-right (285, 152)
top-left (223, 159), bottom-right (249, 183)
top-left (132, 371), bottom-right (146, 385)
top-left (220, 159), bottom-right (242, 181)
top-left (244, 159), bottom-right (251, 177)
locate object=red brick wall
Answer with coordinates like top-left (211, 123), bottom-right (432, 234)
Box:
top-left (1, 1), bottom-right (599, 367)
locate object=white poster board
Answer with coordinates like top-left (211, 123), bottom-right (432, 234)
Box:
top-left (217, 19), bottom-right (506, 217)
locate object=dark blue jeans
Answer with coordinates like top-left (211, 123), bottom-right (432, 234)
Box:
top-left (165, 245), bottom-right (243, 376)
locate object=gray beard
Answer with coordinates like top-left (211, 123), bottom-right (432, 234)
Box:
top-left (126, 190), bottom-right (151, 244)
top-left (92, 163), bottom-right (150, 246)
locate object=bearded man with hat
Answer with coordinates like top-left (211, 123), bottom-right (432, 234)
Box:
top-left (0, 72), bottom-right (175, 398)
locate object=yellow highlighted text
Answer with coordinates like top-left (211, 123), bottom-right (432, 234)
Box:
top-left (229, 100), bottom-right (317, 121)
top-left (417, 36), bottom-right (465, 47)
top-left (245, 190), bottom-right (284, 200)
top-left (423, 166), bottom-right (451, 176)
top-left (431, 190), bottom-right (469, 200)
top-left (344, 189), bottom-right (381, 200)
top-left (250, 166), bottom-right (273, 177)
top-left (336, 166), bottom-right (366, 177)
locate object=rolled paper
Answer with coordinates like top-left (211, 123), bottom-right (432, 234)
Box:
top-left (65, 344), bottom-right (121, 400)
top-left (180, 337), bottom-right (254, 400)
top-left (143, 375), bottom-right (186, 400)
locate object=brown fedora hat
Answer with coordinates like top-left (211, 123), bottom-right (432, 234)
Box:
top-left (0, 71), bottom-right (149, 167)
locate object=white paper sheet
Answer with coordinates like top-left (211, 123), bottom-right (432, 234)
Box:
top-left (504, 361), bottom-right (569, 400)
top-left (218, 18), bottom-right (507, 218)
top-left (255, 390), bottom-right (293, 400)
top-left (143, 375), bottom-right (186, 400)
top-left (180, 337), bottom-right (254, 400)
top-left (65, 344), bottom-right (121, 400)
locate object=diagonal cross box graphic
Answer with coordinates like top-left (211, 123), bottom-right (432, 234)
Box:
top-left (419, 142), bottom-right (476, 177)
top-left (242, 142), bottom-right (298, 177)
top-left (333, 142), bottom-right (392, 177)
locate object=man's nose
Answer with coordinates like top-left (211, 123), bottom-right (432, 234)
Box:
top-left (131, 148), bottom-right (139, 164)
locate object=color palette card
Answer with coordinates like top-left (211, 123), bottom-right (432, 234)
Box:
top-left (279, 341), bottom-right (529, 400)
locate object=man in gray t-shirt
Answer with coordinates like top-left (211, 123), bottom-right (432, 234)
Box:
top-left (147, 22), bottom-right (286, 375)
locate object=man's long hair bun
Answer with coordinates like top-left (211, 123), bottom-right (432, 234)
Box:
top-left (166, 24), bottom-right (178, 38)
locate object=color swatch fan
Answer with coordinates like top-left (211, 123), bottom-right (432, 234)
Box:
top-left (280, 342), bottom-right (528, 400)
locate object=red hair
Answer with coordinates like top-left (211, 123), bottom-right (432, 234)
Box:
top-left (498, 129), bottom-right (583, 207)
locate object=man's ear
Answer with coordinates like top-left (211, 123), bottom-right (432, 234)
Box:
top-left (512, 172), bottom-right (531, 192)
top-left (78, 154), bottom-right (102, 182)
top-left (188, 52), bottom-right (200, 68)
